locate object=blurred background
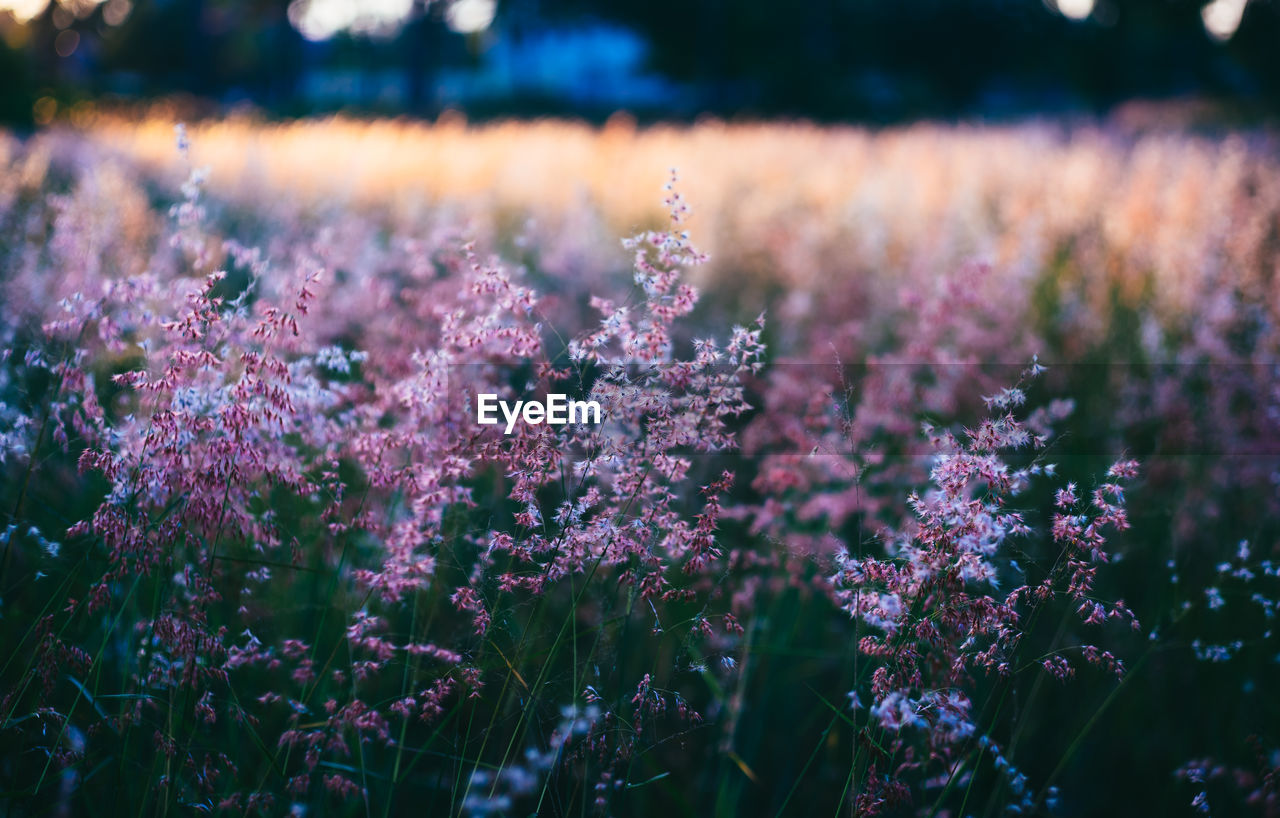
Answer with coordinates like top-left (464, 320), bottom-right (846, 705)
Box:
top-left (4, 3), bottom-right (1280, 817)
top-left (3, 0), bottom-right (1280, 127)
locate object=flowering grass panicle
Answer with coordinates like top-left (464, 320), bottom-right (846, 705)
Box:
top-left (1, 118), bottom-right (1277, 816)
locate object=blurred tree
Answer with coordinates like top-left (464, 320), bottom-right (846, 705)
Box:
top-left (542, 0), bottom-right (1280, 118)
top-left (2, 0), bottom-right (1280, 124)
top-left (0, 28), bottom-right (36, 127)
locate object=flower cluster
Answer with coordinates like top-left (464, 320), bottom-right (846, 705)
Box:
top-left (2, 118), bottom-right (1276, 817)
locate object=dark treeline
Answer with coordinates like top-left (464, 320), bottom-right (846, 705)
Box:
top-left (3, 0), bottom-right (1280, 125)
top-left (581, 0), bottom-right (1280, 118)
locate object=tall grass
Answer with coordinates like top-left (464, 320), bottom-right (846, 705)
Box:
top-left (0, 114), bottom-right (1277, 816)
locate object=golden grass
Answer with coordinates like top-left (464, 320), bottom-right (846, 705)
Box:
top-left (63, 111), bottom-right (1280, 322)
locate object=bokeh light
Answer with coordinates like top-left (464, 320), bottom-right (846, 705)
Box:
top-left (101, 0), bottom-right (129, 26)
top-left (1053, 0), bottom-right (1096, 21)
top-left (0, 0), bottom-right (49, 22)
top-left (445, 0), bottom-right (495, 34)
top-left (0, 0), bottom-right (113, 24)
top-left (53, 27), bottom-right (78, 55)
top-left (31, 95), bottom-right (55, 123)
top-left (286, 0), bottom-right (414, 41)
top-left (1201, 0), bottom-right (1248, 40)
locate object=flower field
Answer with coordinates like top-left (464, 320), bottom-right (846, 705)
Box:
top-left (1, 113), bottom-right (1278, 816)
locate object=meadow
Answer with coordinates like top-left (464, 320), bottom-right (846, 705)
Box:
top-left (1, 111), bottom-right (1278, 816)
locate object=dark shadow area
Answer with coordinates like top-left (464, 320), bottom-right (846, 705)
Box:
top-left (3, 0), bottom-right (1280, 127)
